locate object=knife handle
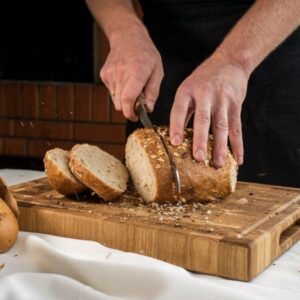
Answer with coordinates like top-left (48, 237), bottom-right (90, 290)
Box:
top-left (134, 93), bottom-right (146, 115)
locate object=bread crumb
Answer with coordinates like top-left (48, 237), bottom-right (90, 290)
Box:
top-left (0, 263), bottom-right (5, 270)
top-left (237, 198), bottom-right (248, 204)
top-left (155, 164), bottom-right (161, 169)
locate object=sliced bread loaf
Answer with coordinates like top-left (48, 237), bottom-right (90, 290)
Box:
top-left (69, 144), bottom-right (129, 201)
top-left (125, 127), bottom-right (238, 203)
top-left (44, 148), bottom-right (86, 196)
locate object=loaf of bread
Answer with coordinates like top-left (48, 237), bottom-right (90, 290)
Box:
top-left (0, 198), bottom-right (19, 253)
top-left (69, 144), bottom-right (129, 201)
top-left (0, 177), bottom-right (19, 253)
top-left (125, 127), bottom-right (238, 203)
top-left (44, 148), bottom-right (86, 196)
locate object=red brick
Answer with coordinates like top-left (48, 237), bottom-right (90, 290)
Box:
top-left (15, 120), bottom-right (73, 140)
top-left (39, 84), bottom-right (57, 119)
top-left (5, 82), bottom-right (22, 117)
top-left (28, 139), bottom-right (75, 157)
top-left (74, 84), bottom-right (91, 121)
top-left (91, 84), bottom-right (110, 122)
top-left (75, 123), bottom-right (125, 143)
top-left (0, 83), bottom-right (5, 116)
top-left (22, 83), bottom-right (39, 118)
top-left (0, 119), bottom-right (14, 136)
top-left (57, 84), bottom-right (74, 120)
top-left (111, 108), bottom-right (126, 124)
top-left (3, 138), bottom-right (26, 156)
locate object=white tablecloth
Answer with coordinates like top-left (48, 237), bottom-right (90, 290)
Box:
top-left (0, 169), bottom-right (299, 300)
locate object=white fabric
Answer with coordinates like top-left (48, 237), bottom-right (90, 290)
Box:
top-left (0, 169), bottom-right (299, 300)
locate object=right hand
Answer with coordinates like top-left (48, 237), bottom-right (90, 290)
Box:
top-left (100, 26), bottom-right (164, 121)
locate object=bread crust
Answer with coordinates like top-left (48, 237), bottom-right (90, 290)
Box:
top-left (44, 148), bottom-right (86, 196)
top-left (69, 144), bottom-right (126, 201)
top-left (126, 128), bottom-right (238, 203)
top-left (0, 198), bottom-right (19, 253)
top-left (0, 177), bottom-right (19, 217)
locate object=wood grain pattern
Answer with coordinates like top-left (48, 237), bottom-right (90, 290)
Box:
top-left (11, 178), bottom-right (300, 281)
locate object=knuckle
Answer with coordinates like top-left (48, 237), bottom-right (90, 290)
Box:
top-left (147, 89), bottom-right (159, 101)
top-left (100, 68), bottom-right (108, 81)
top-left (173, 102), bottom-right (187, 114)
top-left (120, 94), bottom-right (133, 104)
top-left (194, 112), bottom-right (210, 124)
top-left (230, 125), bottom-right (242, 137)
top-left (178, 81), bottom-right (191, 94)
top-left (214, 119), bottom-right (228, 131)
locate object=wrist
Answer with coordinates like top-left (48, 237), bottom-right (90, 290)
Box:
top-left (212, 46), bottom-right (256, 77)
top-left (108, 17), bottom-right (148, 46)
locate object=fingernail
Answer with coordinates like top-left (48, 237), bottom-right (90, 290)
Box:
top-left (195, 149), bottom-right (205, 161)
top-left (214, 156), bottom-right (225, 168)
top-left (172, 134), bottom-right (182, 146)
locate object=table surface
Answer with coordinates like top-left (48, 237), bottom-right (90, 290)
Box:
top-left (0, 169), bottom-right (299, 300)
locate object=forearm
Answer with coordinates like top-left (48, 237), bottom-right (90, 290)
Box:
top-left (85, 0), bottom-right (147, 43)
top-left (214, 0), bottom-right (300, 75)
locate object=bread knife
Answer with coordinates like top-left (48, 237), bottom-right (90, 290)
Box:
top-left (134, 94), bottom-right (181, 195)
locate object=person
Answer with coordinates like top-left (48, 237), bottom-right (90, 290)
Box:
top-left (86, 0), bottom-right (300, 187)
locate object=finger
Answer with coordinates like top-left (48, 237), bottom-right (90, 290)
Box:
top-left (100, 64), bottom-right (121, 111)
top-left (144, 66), bottom-right (164, 112)
top-left (120, 75), bottom-right (148, 121)
top-left (212, 106), bottom-right (229, 168)
top-left (192, 98), bottom-right (211, 162)
top-left (228, 106), bottom-right (244, 165)
top-left (184, 104), bottom-right (195, 128)
top-left (170, 89), bottom-right (192, 146)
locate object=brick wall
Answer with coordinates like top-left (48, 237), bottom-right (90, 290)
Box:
top-left (0, 80), bottom-right (126, 161)
top-left (0, 1), bottom-right (143, 166)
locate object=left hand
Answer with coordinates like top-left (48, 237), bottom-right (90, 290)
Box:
top-left (169, 52), bottom-right (250, 168)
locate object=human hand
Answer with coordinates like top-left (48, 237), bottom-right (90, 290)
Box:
top-left (100, 26), bottom-right (164, 121)
top-left (170, 53), bottom-right (250, 168)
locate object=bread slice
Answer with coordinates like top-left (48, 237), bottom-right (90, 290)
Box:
top-left (69, 144), bottom-right (129, 201)
top-left (44, 148), bottom-right (86, 196)
top-left (125, 127), bottom-right (238, 203)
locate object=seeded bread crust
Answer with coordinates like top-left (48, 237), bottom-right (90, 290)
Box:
top-left (126, 127), bottom-right (238, 203)
top-left (44, 148), bottom-right (86, 196)
top-left (69, 144), bottom-right (128, 201)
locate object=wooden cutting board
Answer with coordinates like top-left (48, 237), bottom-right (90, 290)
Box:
top-left (11, 178), bottom-right (300, 281)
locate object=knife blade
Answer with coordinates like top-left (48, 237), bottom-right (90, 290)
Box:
top-left (134, 94), bottom-right (182, 195)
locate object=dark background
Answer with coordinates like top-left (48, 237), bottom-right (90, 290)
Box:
top-left (0, 0), bottom-right (94, 82)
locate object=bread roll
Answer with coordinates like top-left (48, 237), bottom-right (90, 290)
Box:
top-left (44, 148), bottom-right (87, 196)
top-left (69, 144), bottom-right (129, 201)
top-left (125, 127), bottom-right (238, 203)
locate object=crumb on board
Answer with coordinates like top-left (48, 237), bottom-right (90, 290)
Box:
top-left (0, 263), bottom-right (5, 270)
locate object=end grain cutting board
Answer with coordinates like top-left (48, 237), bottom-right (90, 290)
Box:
top-left (11, 178), bottom-right (300, 281)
